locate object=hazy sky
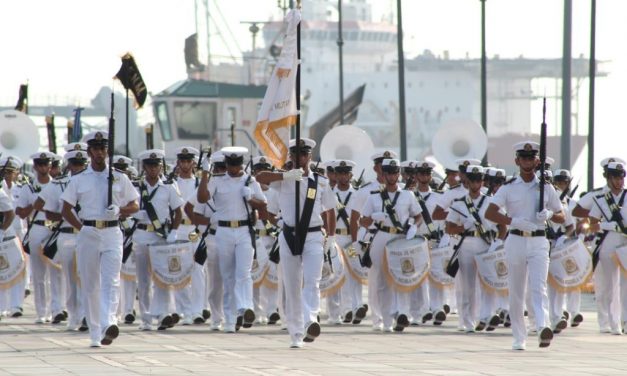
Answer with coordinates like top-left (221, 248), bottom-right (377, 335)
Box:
top-left (1, 0), bottom-right (626, 185)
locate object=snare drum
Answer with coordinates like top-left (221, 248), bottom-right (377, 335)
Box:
top-left (383, 237), bottom-right (430, 292)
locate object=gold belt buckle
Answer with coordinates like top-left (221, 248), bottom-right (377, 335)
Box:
top-left (147, 224), bottom-right (155, 232)
top-left (95, 220), bottom-right (105, 229)
top-left (389, 227), bottom-right (397, 234)
top-left (230, 220), bottom-right (239, 228)
top-left (522, 231), bottom-right (531, 237)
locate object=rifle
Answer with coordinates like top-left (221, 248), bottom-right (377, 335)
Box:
top-left (107, 93), bottom-right (115, 207)
top-left (538, 97), bottom-right (547, 212)
top-left (243, 155), bottom-right (257, 259)
top-left (352, 168), bottom-right (365, 189)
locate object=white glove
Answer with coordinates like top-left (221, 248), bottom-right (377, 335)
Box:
top-left (241, 186), bottom-right (252, 200)
top-left (134, 210), bottom-right (149, 221)
top-left (371, 212), bottom-right (388, 222)
top-left (325, 235), bottom-right (336, 253)
top-left (105, 204), bottom-right (120, 220)
top-left (462, 217), bottom-right (476, 230)
top-left (351, 241), bottom-right (363, 253)
top-left (167, 231), bottom-right (178, 243)
top-left (555, 235), bottom-right (567, 248)
top-left (405, 224), bottom-right (418, 240)
top-left (510, 217), bottom-right (535, 232)
top-left (282, 168), bottom-right (303, 182)
top-left (600, 221), bottom-right (618, 232)
top-left (201, 158), bottom-right (211, 172)
top-left (438, 234), bottom-right (451, 248)
top-left (536, 209), bottom-right (554, 222)
top-left (357, 226), bottom-right (367, 241)
top-left (488, 238), bottom-right (503, 252)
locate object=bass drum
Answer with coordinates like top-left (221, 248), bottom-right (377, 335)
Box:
top-left (320, 242), bottom-right (345, 298)
top-left (549, 238), bottom-right (593, 292)
top-left (0, 236), bottom-right (27, 289)
top-left (383, 237), bottom-right (430, 292)
top-left (474, 246), bottom-right (509, 296)
top-left (148, 240), bottom-right (194, 290)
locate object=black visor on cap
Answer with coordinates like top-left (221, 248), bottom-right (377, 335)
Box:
top-left (466, 173), bottom-right (483, 181)
top-left (553, 175), bottom-right (570, 182)
top-left (334, 166), bottom-right (352, 174)
top-left (516, 150), bottom-right (538, 158)
top-left (177, 153), bottom-right (195, 160)
top-left (606, 169), bottom-right (626, 178)
top-left (382, 166), bottom-right (400, 174)
top-left (142, 158), bottom-right (161, 166)
top-left (33, 158), bottom-right (51, 165)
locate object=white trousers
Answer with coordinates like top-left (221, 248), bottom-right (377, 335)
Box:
top-left (57, 233), bottom-right (82, 326)
top-left (29, 225), bottom-right (64, 318)
top-left (205, 234), bottom-right (224, 325)
top-left (279, 230), bottom-right (323, 341)
top-left (458, 238), bottom-right (489, 329)
top-left (505, 235), bottom-right (550, 345)
top-left (594, 235), bottom-right (627, 331)
top-left (370, 231), bottom-right (402, 328)
top-left (76, 226), bottom-right (122, 342)
top-left (215, 226), bottom-right (254, 326)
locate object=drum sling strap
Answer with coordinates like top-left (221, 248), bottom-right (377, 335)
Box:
top-left (416, 192), bottom-right (439, 240)
top-left (283, 174), bottom-right (319, 256)
top-left (194, 202), bottom-right (216, 265)
top-left (464, 195), bottom-right (492, 244)
top-left (140, 183), bottom-right (166, 238)
top-left (122, 219), bottom-right (139, 264)
top-left (336, 192), bottom-right (352, 230)
top-left (446, 195), bottom-right (487, 277)
top-left (591, 190), bottom-right (627, 270)
top-left (360, 191), bottom-right (402, 269)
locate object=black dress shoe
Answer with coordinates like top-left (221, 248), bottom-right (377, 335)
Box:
top-left (124, 313), bottom-right (136, 324)
top-left (433, 310), bottom-right (446, 325)
top-left (304, 322), bottom-right (321, 343)
top-left (268, 312), bottom-right (280, 325)
top-left (571, 313), bottom-right (584, 327)
top-left (353, 306), bottom-right (367, 325)
top-left (394, 314), bottom-right (409, 332)
top-left (343, 311), bottom-right (353, 323)
top-left (52, 313), bottom-right (65, 324)
top-left (443, 304), bottom-right (451, 314)
top-left (236, 315), bottom-right (243, 331)
top-left (79, 317), bottom-right (89, 332)
top-left (202, 309), bottom-right (211, 320)
top-left (475, 321), bottom-right (486, 331)
top-left (171, 313), bottom-right (180, 326)
top-left (242, 309), bottom-right (255, 328)
top-left (101, 324), bottom-right (119, 346)
top-left (421, 312), bottom-right (433, 324)
top-left (158, 315), bottom-right (173, 330)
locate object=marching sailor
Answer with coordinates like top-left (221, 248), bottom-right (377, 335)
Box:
top-left (255, 138), bottom-right (337, 348)
top-left (197, 146), bottom-right (266, 333)
top-left (360, 158), bottom-right (422, 333)
top-left (61, 131), bottom-right (139, 347)
top-left (485, 141), bottom-right (565, 350)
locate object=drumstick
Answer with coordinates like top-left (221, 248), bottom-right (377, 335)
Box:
top-left (448, 206), bottom-right (469, 219)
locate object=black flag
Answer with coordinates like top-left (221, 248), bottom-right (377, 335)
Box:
top-left (114, 53), bottom-right (147, 108)
top-left (15, 84), bottom-right (28, 113)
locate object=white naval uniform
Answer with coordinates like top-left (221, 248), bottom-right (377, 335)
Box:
top-left (18, 178), bottom-right (61, 321)
top-left (118, 217), bottom-right (137, 320)
top-left (490, 175), bottom-right (563, 346)
top-left (253, 186), bottom-right (279, 322)
top-left (446, 194), bottom-right (494, 331)
top-left (0, 181), bottom-right (25, 314)
top-left (207, 173), bottom-right (266, 330)
top-left (41, 175), bottom-right (84, 328)
top-left (411, 188), bottom-right (442, 322)
top-left (0, 189), bottom-right (17, 312)
top-left (361, 187), bottom-right (422, 330)
top-left (334, 185), bottom-right (360, 320)
top-left (350, 180), bottom-right (383, 327)
top-left (132, 179), bottom-right (185, 326)
top-left (193, 198), bottom-right (223, 328)
top-left (61, 166), bottom-right (139, 344)
top-left (270, 171), bottom-right (336, 342)
top-left (174, 175), bottom-right (200, 321)
top-left (589, 189), bottom-right (627, 333)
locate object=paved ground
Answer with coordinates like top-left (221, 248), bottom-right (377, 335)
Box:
top-left (0, 293), bottom-right (625, 375)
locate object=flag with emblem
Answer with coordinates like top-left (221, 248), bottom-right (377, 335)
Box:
top-left (254, 9), bottom-right (300, 166)
top-left (70, 107), bottom-right (85, 143)
top-left (114, 53), bottom-right (148, 108)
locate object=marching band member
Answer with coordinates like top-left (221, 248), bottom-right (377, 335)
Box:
top-left (587, 161), bottom-right (627, 335)
top-left (360, 158), bottom-right (422, 333)
top-left (255, 138), bottom-right (337, 348)
top-left (197, 146), bottom-right (266, 333)
top-left (61, 131), bottom-right (139, 347)
top-left (485, 141), bottom-right (565, 350)
top-left (349, 150), bottom-right (398, 331)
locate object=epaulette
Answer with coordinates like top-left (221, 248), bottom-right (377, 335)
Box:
top-left (114, 168), bottom-right (126, 174)
top-left (453, 197), bottom-right (465, 202)
top-left (370, 189), bottom-right (381, 195)
top-left (431, 189), bottom-right (443, 194)
top-left (449, 184), bottom-right (461, 190)
top-left (211, 173), bottom-right (226, 177)
top-left (503, 177), bottom-right (517, 185)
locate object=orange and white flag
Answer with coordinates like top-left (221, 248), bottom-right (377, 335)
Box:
top-left (254, 9), bottom-right (300, 166)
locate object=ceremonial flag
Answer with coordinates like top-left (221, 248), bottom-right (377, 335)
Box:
top-left (14, 84), bottom-right (28, 113)
top-left (254, 9), bottom-right (300, 166)
top-left (71, 107), bottom-right (85, 143)
top-left (114, 53), bottom-right (148, 108)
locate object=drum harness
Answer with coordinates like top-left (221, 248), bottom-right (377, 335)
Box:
top-left (590, 190), bottom-right (627, 270)
top-left (446, 195), bottom-right (489, 277)
top-left (360, 190), bottom-right (405, 269)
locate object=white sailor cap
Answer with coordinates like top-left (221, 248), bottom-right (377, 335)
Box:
top-left (414, 160), bottom-right (436, 171)
top-left (545, 156), bottom-right (555, 167)
top-left (253, 156), bottom-right (273, 168)
top-left (210, 151), bottom-right (225, 164)
top-left (371, 150), bottom-right (398, 162)
top-left (465, 165), bottom-right (484, 177)
top-left (0, 156), bottom-right (23, 170)
top-left (606, 161), bottom-right (626, 176)
top-left (400, 160), bottom-right (416, 169)
top-left (513, 141), bottom-right (540, 156)
top-left (220, 146), bottom-right (248, 160)
top-left (127, 166), bottom-right (139, 178)
top-left (64, 150), bottom-right (88, 163)
top-left (536, 169), bottom-right (553, 179)
top-left (485, 167), bottom-right (506, 178)
top-left (333, 159), bottom-right (356, 172)
top-left (600, 157), bottom-right (626, 168)
top-left (82, 131), bottom-right (108, 146)
top-left (64, 142), bottom-right (88, 152)
top-left (321, 160), bottom-right (336, 172)
top-left (51, 153), bottom-right (63, 164)
top-left (288, 138), bottom-right (316, 153)
top-left (138, 149), bottom-right (165, 164)
top-left (455, 158), bottom-right (482, 173)
top-left (113, 155), bottom-right (133, 166)
top-left (381, 158), bottom-right (401, 171)
top-left (30, 151), bottom-right (56, 162)
top-left (174, 146), bottom-right (199, 160)
top-left (553, 169), bottom-right (571, 180)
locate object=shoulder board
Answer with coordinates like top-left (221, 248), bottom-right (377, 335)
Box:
top-left (453, 197), bottom-right (465, 202)
top-left (211, 173), bottom-right (226, 177)
top-left (114, 168), bottom-right (126, 174)
top-left (431, 189), bottom-right (443, 194)
top-left (595, 193), bottom-right (606, 199)
top-left (503, 177), bottom-right (517, 185)
top-left (72, 168), bottom-right (86, 176)
top-left (370, 190), bottom-right (382, 195)
top-left (449, 184), bottom-right (461, 190)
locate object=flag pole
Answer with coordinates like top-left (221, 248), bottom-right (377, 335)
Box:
top-left (294, 1), bottom-right (302, 256)
top-left (125, 88), bottom-right (130, 156)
